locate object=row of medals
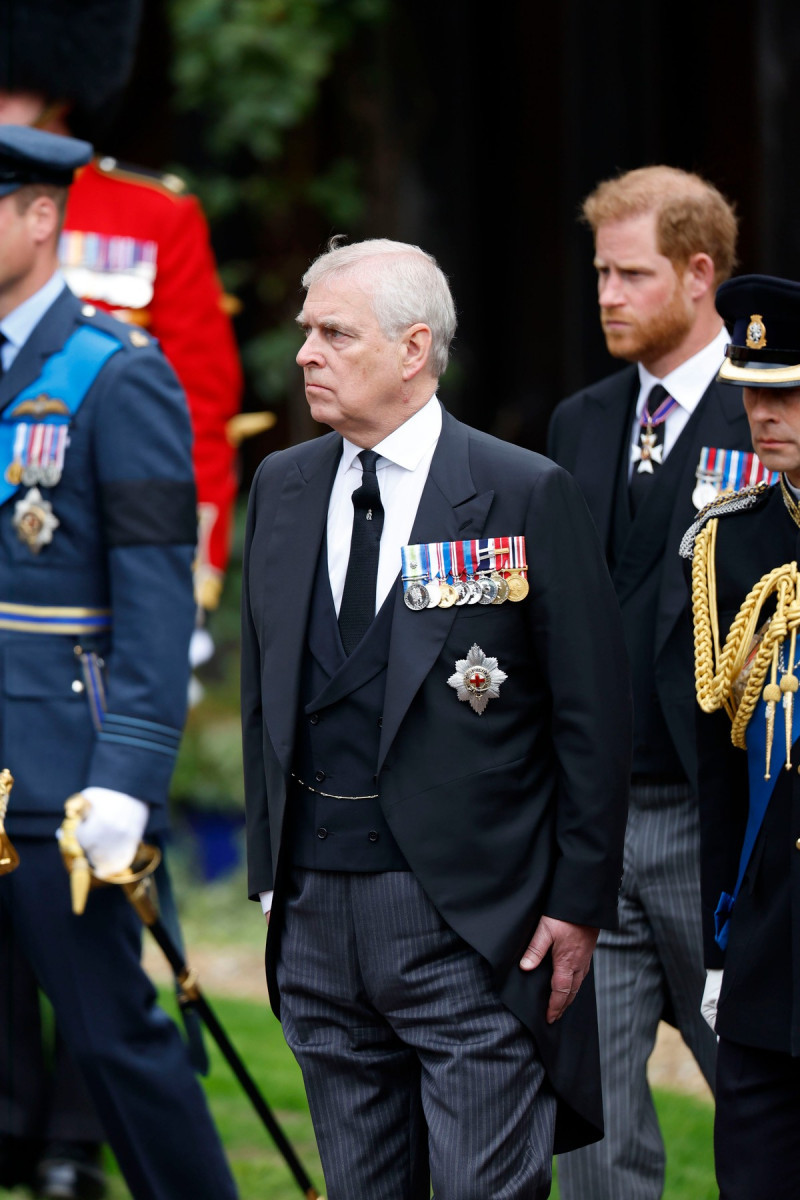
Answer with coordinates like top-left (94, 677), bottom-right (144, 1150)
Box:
top-left (6, 461), bottom-right (62, 487)
top-left (404, 569), bottom-right (529, 611)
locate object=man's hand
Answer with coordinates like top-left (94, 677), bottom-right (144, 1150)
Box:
top-left (701, 968), bottom-right (723, 1032)
top-left (73, 787), bottom-right (148, 879)
top-left (520, 915), bottom-right (599, 1024)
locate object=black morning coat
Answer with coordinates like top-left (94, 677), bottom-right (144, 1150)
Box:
top-left (548, 363), bottom-right (752, 788)
top-left (241, 405), bottom-right (633, 1152)
top-left (693, 484), bottom-right (800, 1057)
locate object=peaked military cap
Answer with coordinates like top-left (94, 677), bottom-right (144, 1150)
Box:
top-left (717, 273), bottom-right (800, 387)
top-left (0, 126), bottom-right (93, 198)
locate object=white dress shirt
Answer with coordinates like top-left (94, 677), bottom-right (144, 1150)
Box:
top-left (327, 392), bottom-right (442, 614)
top-left (628, 325), bottom-right (731, 478)
top-left (260, 392), bottom-right (443, 914)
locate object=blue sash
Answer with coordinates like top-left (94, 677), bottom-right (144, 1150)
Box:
top-left (714, 689), bottom-right (800, 948)
top-left (0, 324), bottom-right (121, 507)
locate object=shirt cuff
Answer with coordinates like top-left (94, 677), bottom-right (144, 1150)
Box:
top-left (259, 890), bottom-right (274, 915)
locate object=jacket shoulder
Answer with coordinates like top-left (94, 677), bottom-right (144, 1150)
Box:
top-left (75, 301), bottom-right (160, 355)
top-left (679, 482), bottom-right (773, 560)
top-left (91, 156), bottom-right (189, 203)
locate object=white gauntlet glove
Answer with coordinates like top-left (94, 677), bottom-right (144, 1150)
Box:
top-left (71, 787), bottom-right (149, 879)
top-left (701, 968), bottom-right (723, 1033)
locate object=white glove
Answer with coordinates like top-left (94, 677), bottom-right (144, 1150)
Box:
top-left (189, 627), bottom-right (215, 669)
top-left (72, 787), bottom-right (149, 879)
top-left (701, 968), bottom-right (723, 1032)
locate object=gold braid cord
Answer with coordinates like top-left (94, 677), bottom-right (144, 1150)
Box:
top-left (692, 518), bottom-right (800, 775)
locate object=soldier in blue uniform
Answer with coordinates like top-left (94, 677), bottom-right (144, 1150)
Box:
top-left (683, 274), bottom-right (800, 1197)
top-left (0, 125), bottom-right (237, 1199)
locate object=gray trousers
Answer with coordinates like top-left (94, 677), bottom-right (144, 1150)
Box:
top-left (557, 784), bottom-right (717, 1200)
top-left (276, 868), bottom-right (557, 1200)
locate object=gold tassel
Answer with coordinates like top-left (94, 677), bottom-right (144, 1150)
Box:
top-left (764, 643), bottom-right (782, 779)
top-left (782, 627), bottom-right (799, 769)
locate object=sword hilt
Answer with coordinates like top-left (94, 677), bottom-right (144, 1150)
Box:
top-left (58, 792), bottom-right (161, 914)
top-left (0, 768), bottom-right (19, 875)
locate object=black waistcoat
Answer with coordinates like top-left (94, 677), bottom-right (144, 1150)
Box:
top-left (287, 544), bottom-right (408, 871)
top-left (612, 428), bottom-right (685, 780)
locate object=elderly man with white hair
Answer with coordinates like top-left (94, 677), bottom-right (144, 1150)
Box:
top-left (241, 238), bottom-right (632, 1199)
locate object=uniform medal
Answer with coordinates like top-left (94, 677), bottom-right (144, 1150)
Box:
top-left (447, 643), bottom-right (508, 715)
top-left (13, 487), bottom-right (60, 554)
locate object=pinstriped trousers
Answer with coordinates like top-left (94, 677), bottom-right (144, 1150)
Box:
top-left (276, 868), bottom-right (557, 1200)
top-left (557, 784), bottom-right (717, 1200)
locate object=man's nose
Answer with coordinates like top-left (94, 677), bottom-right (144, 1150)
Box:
top-left (297, 334), bottom-right (322, 367)
top-left (599, 274), bottom-right (624, 307)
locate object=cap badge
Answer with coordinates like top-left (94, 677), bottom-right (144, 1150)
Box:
top-left (746, 314), bottom-right (767, 350)
top-left (447, 643), bottom-right (507, 715)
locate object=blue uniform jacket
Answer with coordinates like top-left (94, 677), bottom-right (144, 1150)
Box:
top-left (0, 286), bottom-right (196, 837)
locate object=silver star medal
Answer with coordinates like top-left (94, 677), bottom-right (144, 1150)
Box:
top-left (631, 430), bottom-right (663, 474)
top-left (447, 643), bottom-right (507, 715)
top-left (13, 487), bottom-right (60, 554)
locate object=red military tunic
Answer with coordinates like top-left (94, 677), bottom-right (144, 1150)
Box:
top-left (60, 157), bottom-right (243, 609)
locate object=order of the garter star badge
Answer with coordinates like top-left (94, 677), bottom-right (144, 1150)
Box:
top-left (447, 644), bottom-right (507, 714)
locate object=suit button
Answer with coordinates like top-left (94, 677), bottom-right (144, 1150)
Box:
top-left (377, 717), bottom-right (383, 727)
top-left (309, 712), bottom-right (320, 725)
top-left (317, 827), bottom-right (328, 839)
top-left (71, 680), bottom-right (85, 693)
top-left (368, 831), bottom-right (379, 842)
top-left (315, 770), bottom-right (326, 782)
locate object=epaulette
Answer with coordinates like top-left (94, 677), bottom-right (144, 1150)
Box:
top-left (679, 481), bottom-right (772, 560)
top-left (94, 156), bottom-right (187, 198)
top-left (78, 303), bottom-right (154, 349)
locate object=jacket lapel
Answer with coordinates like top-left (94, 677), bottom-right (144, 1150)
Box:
top-left (258, 433), bottom-right (342, 775)
top-left (378, 411), bottom-right (493, 770)
top-left (572, 368), bottom-right (638, 552)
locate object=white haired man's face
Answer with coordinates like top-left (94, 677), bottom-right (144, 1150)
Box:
top-left (296, 271), bottom-right (416, 447)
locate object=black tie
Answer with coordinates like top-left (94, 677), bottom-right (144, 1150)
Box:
top-left (338, 450), bottom-right (385, 654)
top-left (629, 383), bottom-right (670, 513)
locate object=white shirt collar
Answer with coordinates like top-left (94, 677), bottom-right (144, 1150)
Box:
top-left (637, 324), bottom-right (730, 416)
top-left (340, 392), bottom-right (442, 472)
top-left (0, 271), bottom-right (66, 360)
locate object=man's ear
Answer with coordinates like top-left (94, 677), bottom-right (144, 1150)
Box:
top-left (401, 322), bottom-right (433, 381)
top-left (27, 195), bottom-right (60, 246)
top-left (684, 252), bottom-right (716, 301)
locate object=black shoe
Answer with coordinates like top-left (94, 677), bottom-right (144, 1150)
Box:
top-left (0, 1134), bottom-right (39, 1189)
top-left (34, 1143), bottom-right (106, 1200)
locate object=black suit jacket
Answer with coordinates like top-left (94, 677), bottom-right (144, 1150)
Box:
top-left (548, 364), bottom-right (752, 787)
top-left (241, 407), bottom-right (632, 1151)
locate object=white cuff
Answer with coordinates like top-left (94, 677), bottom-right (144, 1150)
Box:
top-left (259, 890), bottom-right (274, 915)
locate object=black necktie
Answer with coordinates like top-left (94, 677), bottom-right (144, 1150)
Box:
top-left (629, 383), bottom-right (671, 513)
top-left (338, 450), bottom-right (385, 654)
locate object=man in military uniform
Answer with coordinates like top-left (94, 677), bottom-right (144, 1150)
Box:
top-left (683, 274), bottom-right (800, 1199)
top-left (0, 4), bottom-right (243, 1192)
top-left (0, 0), bottom-right (243, 613)
top-left (0, 124), bottom-right (237, 1200)
top-left (548, 166), bottom-right (755, 1200)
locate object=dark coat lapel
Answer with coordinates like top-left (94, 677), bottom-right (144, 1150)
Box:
top-left (571, 367), bottom-right (638, 550)
top-left (378, 410), bottom-right (493, 771)
top-left (258, 433), bottom-right (342, 775)
top-left (614, 379), bottom-right (750, 655)
top-left (0, 288), bottom-right (79, 416)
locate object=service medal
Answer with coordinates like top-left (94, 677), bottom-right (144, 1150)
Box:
top-left (13, 488), bottom-right (59, 554)
top-left (5, 462), bottom-right (23, 485)
top-left (466, 578), bottom-right (482, 605)
top-left (425, 579), bottom-right (442, 608)
top-left (454, 580), bottom-right (471, 606)
top-left (438, 582), bottom-right (458, 608)
top-left (478, 576), bottom-right (499, 605)
top-left (447, 643), bottom-right (508, 715)
top-left (491, 573), bottom-right (510, 604)
top-left (404, 581), bottom-right (430, 611)
top-left (507, 570), bottom-right (529, 601)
